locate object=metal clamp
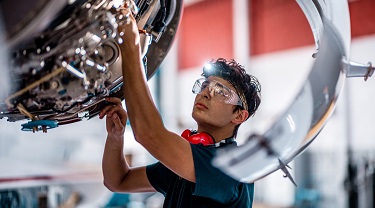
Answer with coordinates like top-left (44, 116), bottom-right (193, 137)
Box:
top-left (364, 61), bottom-right (374, 81)
top-left (344, 59), bottom-right (375, 81)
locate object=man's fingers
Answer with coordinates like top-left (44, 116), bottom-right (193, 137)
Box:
top-left (105, 97), bottom-right (122, 104)
top-left (113, 113), bottom-right (125, 131)
top-left (106, 105), bottom-right (123, 118)
top-left (102, 105), bottom-right (128, 123)
top-left (99, 105), bottom-right (113, 119)
top-left (100, 98), bottom-right (123, 119)
top-left (109, 108), bottom-right (127, 124)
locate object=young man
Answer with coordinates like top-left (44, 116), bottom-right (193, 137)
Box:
top-left (99, 8), bottom-right (261, 207)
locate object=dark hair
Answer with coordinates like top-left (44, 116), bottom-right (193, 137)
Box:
top-left (202, 58), bottom-right (261, 118)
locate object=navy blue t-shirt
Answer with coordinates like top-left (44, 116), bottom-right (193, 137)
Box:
top-left (146, 143), bottom-right (254, 207)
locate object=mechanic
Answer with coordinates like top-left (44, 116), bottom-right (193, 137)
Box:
top-left (99, 8), bottom-right (261, 208)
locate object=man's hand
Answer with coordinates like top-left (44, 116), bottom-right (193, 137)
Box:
top-left (118, 7), bottom-right (141, 53)
top-left (99, 97), bottom-right (127, 138)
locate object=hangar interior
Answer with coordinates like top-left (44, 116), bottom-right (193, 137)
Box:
top-left (0, 0), bottom-right (375, 207)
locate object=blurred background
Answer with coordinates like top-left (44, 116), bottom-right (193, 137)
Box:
top-left (1, 0), bottom-right (375, 207)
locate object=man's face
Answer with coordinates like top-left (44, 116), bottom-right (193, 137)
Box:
top-left (192, 76), bottom-right (240, 128)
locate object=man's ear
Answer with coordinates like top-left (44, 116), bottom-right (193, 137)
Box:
top-left (232, 110), bottom-right (249, 125)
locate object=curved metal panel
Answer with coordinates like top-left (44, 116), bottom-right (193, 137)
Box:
top-left (296, 0), bottom-right (351, 57)
top-left (213, 0), bottom-right (351, 183)
top-left (0, 0), bottom-right (68, 49)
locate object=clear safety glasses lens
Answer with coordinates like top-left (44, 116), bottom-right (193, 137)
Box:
top-left (192, 78), bottom-right (243, 107)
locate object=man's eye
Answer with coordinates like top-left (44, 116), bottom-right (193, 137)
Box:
top-left (220, 91), bottom-right (229, 98)
top-left (201, 82), bottom-right (209, 89)
top-left (213, 86), bottom-right (226, 97)
top-left (218, 90), bottom-right (225, 96)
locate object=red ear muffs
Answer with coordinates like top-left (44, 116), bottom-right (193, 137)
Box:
top-left (181, 129), bottom-right (215, 146)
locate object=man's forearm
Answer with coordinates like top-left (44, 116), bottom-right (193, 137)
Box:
top-left (120, 45), bottom-right (165, 140)
top-left (102, 134), bottom-right (129, 191)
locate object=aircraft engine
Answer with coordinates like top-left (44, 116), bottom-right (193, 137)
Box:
top-left (0, 0), bottom-right (183, 132)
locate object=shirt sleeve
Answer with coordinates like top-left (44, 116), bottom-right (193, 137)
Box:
top-left (191, 144), bottom-right (240, 204)
top-left (146, 162), bottom-right (176, 196)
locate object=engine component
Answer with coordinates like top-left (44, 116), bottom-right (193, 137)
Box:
top-left (0, 0), bottom-right (183, 132)
top-left (213, 0), bottom-right (373, 184)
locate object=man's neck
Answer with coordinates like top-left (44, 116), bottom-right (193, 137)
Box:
top-left (197, 125), bottom-right (235, 143)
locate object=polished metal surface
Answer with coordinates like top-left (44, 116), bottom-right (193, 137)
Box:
top-left (213, 0), bottom-right (351, 183)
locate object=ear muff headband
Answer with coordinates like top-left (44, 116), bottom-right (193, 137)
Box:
top-left (181, 129), bottom-right (234, 147)
top-left (181, 129), bottom-right (215, 146)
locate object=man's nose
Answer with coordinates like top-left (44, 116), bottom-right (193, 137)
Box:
top-left (200, 87), bottom-right (212, 99)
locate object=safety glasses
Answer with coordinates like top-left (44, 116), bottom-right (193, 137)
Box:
top-left (192, 78), bottom-right (243, 107)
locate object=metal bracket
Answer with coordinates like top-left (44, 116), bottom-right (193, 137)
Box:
top-left (278, 158), bottom-right (298, 187)
top-left (343, 59), bottom-right (375, 81)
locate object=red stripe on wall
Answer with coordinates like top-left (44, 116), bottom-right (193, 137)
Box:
top-left (249, 0), bottom-right (314, 56)
top-left (349, 0), bottom-right (375, 37)
top-left (177, 0), bottom-right (375, 68)
top-left (178, 0), bottom-right (233, 70)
